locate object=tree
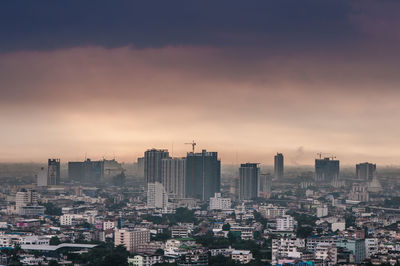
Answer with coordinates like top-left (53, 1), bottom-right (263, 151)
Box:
top-left (48, 260), bottom-right (59, 266)
top-left (49, 236), bottom-right (61, 245)
top-left (222, 223), bottom-right (231, 231)
top-left (43, 202), bottom-right (62, 216)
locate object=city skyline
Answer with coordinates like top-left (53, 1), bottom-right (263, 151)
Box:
top-left (2, 1), bottom-right (400, 164)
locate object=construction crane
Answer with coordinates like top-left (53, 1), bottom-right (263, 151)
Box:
top-left (185, 140), bottom-right (197, 153)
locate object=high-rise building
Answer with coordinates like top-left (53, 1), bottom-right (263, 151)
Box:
top-left (147, 182), bottom-right (168, 209)
top-left (274, 153), bottom-right (284, 179)
top-left (258, 173), bottom-right (272, 198)
top-left (103, 159), bottom-right (124, 179)
top-left (185, 150), bottom-right (221, 201)
top-left (239, 163), bottom-right (259, 200)
top-left (161, 157), bottom-right (186, 198)
top-left (15, 189), bottom-right (38, 213)
top-left (68, 159), bottom-right (104, 183)
top-left (47, 159), bottom-right (60, 185)
top-left (114, 228), bottom-right (150, 253)
top-left (356, 162), bottom-right (376, 181)
top-left (144, 149), bottom-right (169, 184)
top-left (315, 157), bottom-right (339, 183)
top-left (36, 167), bottom-right (47, 187)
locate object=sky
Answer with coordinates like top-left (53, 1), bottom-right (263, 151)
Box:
top-left (1, 0), bottom-right (400, 165)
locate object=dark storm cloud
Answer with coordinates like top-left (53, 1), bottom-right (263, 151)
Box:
top-left (0, 0), bottom-right (356, 52)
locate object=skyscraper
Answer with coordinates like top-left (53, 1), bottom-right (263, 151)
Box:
top-left (161, 157), bottom-right (186, 198)
top-left (36, 167), bottom-right (47, 187)
top-left (144, 149), bottom-right (169, 184)
top-left (315, 157), bottom-right (339, 183)
top-left (274, 153), bottom-right (284, 179)
top-left (68, 159), bottom-right (104, 183)
top-left (47, 159), bottom-right (60, 185)
top-left (258, 173), bottom-right (272, 198)
top-left (239, 163), bottom-right (259, 200)
top-left (185, 150), bottom-right (221, 201)
top-left (356, 162), bottom-right (376, 181)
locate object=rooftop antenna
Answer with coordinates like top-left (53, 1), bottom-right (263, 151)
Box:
top-left (185, 140), bottom-right (197, 153)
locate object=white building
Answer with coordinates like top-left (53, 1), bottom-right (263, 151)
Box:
top-left (316, 205), bottom-right (328, 218)
top-left (331, 222), bottom-right (346, 232)
top-left (315, 244), bottom-right (337, 265)
top-left (231, 250), bottom-right (253, 264)
top-left (15, 190), bottom-right (38, 214)
top-left (103, 220), bottom-right (115, 230)
top-left (129, 254), bottom-right (163, 266)
top-left (60, 214), bottom-right (83, 226)
top-left (272, 238), bottom-right (304, 264)
top-left (209, 193), bottom-right (231, 210)
top-left (259, 204), bottom-right (287, 219)
top-left (115, 228), bottom-right (150, 253)
top-left (276, 215), bottom-right (295, 231)
top-left (147, 182), bottom-right (168, 209)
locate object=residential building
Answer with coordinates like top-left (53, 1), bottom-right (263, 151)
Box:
top-left (115, 228), bottom-right (150, 253)
top-left (161, 157), bottom-right (186, 198)
top-left (315, 157), bottom-right (339, 183)
top-left (231, 250), bottom-right (253, 264)
top-left (147, 182), bottom-right (168, 209)
top-left (356, 162), bottom-right (376, 181)
top-left (274, 153), bottom-right (284, 179)
top-left (209, 193), bottom-right (231, 210)
top-left (144, 149), bottom-right (169, 184)
top-left (276, 215), bottom-right (295, 231)
top-left (239, 163), bottom-right (259, 200)
top-left (48, 159), bottom-right (60, 185)
top-left (185, 150), bottom-right (221, 201)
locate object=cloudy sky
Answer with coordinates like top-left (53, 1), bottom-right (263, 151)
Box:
top-left (1, 0), bottom-right (400, 165)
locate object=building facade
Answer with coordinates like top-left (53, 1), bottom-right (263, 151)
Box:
top-left (161, 157), bottom-right (186, 198)
top-left (274, 153), bottom-right (284, 179)
top-left (48, 159), bottom-right (60, 185)
top-left (185, 150), bottom-right (221, 201)
top-left (239, 163), bottom-right (259, 200)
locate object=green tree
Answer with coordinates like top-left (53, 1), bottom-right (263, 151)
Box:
top-left (222, 223), bottom-right (231, 231)
top-left (49, 236), bottom-right (61, 245)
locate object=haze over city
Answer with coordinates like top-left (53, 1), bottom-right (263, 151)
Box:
top-left (1, 1), bottom-right (400, 164)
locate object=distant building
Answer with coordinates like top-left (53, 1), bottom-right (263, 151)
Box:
top-left (114, 228), bottom-right (150, 253)
top-left (315, 244), bottom-right (337, 265)
top-left (239, 163), bottom-right (259, 200)
top-left (316, 205), bottom-right (328, 218)
top-left (47, 159), bottom-right (60, 185)
top-left (258, 173), bottom-right (272, 198)
top-left (16, 189), bottom-right (38, 214)
top-left (276, 215), bottom-right (295, 231)
top-left (348, 184), bottom-right (369, 202)
top-left (356, 162), bottom-right (376, 181)
top-left (103, 159), bottom-right (124, 179)
top-left (231, 250), bottom-right (253, 264)
top-left (209, 193), bottom-right (231, 210)
top-left (144, 149), bottom-right (169, 184)
top-left (272, 238), bottom-right (304, 264)
top-left (68, 159), bottom-right (106, 183)
top-left (336, 239), bottom-right (366, 264)
top-left (147, 182), bottom-right (168, 209)
top-left (315, 157), bottom-right (339, 183)
top-left (36, 167), bottom-right (47, 187)
top-left (161, 157), bottom-right (186, 198)
top-left (274, 153), bottom-right (284, 179)
top-left (185, 150), bottom-right (221, 201)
